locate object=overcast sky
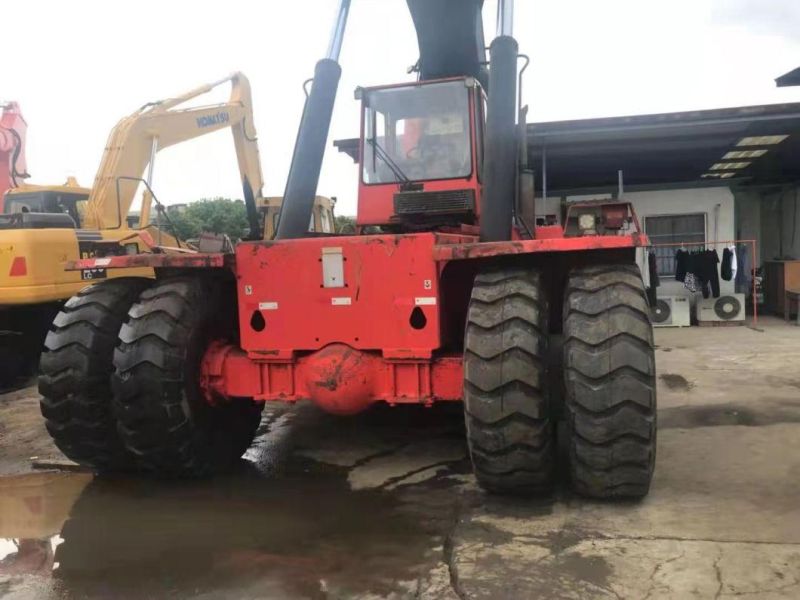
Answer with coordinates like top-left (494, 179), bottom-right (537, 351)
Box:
top-left (5, 0), bottom-right (799, 216)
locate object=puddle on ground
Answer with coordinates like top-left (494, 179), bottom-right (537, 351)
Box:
top-left (659, 399), bottom-right (800, 429)
top-left (659, 373), bottom-right (693, 391)
top-left (0, 403), bottom-right (470, 599)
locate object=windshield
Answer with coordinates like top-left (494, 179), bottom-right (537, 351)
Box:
top-left (362, 80), bottom-right (472, 185)
top-left (3, 191), bottom-right (89, 226)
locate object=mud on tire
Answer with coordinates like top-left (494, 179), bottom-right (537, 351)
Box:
top-left (38, 278), bottom-right (150, 470)
top-left (563, 264), bottom-right (657, 499)
top-left (112, 276), bottom-right (262, 478)
top-left (464, 267), bottom-right (554, 494)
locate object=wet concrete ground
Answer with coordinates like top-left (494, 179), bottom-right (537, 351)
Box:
top-left (0, 317), bottom-right (799, 598)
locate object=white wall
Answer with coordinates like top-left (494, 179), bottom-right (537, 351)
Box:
top-left (629, 186), bottom-right (736, 297)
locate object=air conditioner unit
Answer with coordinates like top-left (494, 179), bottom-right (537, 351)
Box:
top-left (650, 296), bottom-right (691, 327)
top-left (695, 293), bottom-right (746, 324)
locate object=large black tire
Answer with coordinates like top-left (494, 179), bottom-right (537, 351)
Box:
top-left (563, 264), bottom-right (657, 499)
top-left (112, 276), bottom-right (262, 478)
top-left (464, 267), bottom-right (554, 494)
top-left (38, 279), bottom-right (150, 470)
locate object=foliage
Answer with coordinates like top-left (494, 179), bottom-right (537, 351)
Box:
top-left (165, 197), bottom-right (249, 241)
top-left (335, 214), bottom-right (356, 234)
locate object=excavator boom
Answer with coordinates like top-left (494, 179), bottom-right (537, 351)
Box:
top-left (83, 73), bottom-right (264, 238)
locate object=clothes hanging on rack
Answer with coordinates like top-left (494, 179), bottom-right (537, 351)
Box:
top-left (735, 244), bottom-right (751, 294)
top-left (684, 272), bottom-right (700, 294)
top-left (647, 250), bottom-right (659, 305)
top-left (721, 245), bottom-right (737, 281)
top-left (674, 248), bottom-right (720, 298)
top-left (675, 249), bottom-right (688, 282)
top-left (696, 249), bottom-right (721, 298)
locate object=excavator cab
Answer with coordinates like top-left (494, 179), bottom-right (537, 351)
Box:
top-left (0, 182), bottom-right (91, 231)
top-left (2, 189), bottom-right (89, 225)
top-left (358, 78), bottom-right (483, 229)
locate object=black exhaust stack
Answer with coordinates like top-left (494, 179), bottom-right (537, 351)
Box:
top-left (480, 0), bottom-right (518, 242)
top-left (276, 0), bottom-right (350, 240)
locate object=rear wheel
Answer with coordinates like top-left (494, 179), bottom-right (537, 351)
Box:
top-left (563, 264), bottom-right (657, 499)
top-left (464, 267), bottom-right (554, 494)
top-left (38, 279), bottom-right (149, 470)
top-left (112, 276), bottom-right (262, 478)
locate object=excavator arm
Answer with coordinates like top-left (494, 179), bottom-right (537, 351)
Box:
top-left (82, 73), bottom-right (264, 238)
top-left (0, 102), bottom-right (30, 210)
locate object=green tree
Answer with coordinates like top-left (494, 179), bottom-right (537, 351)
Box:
top-left (167, 197), bottom-right (249, 241)
top-left (335, 214), bottom-right (356, 234)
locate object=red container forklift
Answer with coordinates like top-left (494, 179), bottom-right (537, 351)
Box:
top-left (42, 0), bottom-right (656, 498)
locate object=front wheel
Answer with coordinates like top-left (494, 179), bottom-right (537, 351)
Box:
top-left (112, 276), bottom-right (262, 478)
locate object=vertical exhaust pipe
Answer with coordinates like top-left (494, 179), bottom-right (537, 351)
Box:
top-left (276, 0), bottom-right (351, 240)
top-left (480, 0), bottom-right (518, 242)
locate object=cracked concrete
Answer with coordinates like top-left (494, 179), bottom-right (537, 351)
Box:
top-left (0, 317), bottom-right (799, 598)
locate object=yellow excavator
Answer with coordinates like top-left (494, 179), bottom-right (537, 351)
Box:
top-left (0, 73), bottom-right (335, 387)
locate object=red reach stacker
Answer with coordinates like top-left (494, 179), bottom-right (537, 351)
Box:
top-left (41, 0), bottom-right (656, 498)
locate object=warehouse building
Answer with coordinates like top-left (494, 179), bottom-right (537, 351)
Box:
top-left (527, 101), bottom-right (800, 323)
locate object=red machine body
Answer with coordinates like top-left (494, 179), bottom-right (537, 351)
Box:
top-left (197, 230), bottom-right (645, 415)
top-left (0, 102), bottom-right (29, 210)
top-left (69, 77), bottom-right (648, 416)
top-left (47, 0), bottom-right (657, 498)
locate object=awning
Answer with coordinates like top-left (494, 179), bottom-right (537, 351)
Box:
top-left (527, 102), bottom-right (800, 193)
top-left (776, 67), bottom-right (800, 88)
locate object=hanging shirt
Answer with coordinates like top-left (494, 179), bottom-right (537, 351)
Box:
top-left (721, 246), bottom-right (738, 281)
top-left (696, 249), bottom-right (721, 298)
top-left (675, 249), bottom-right (688, 282)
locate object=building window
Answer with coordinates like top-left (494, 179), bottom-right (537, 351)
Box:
top-left (645, 214), bottom-right (706, 276)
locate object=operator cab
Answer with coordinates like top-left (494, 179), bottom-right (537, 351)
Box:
top-left (356, 77), bottom-right (484, 231)
top-left (0, 189), bottom-right (89, 230)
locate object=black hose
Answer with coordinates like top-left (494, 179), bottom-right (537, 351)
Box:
top-left (9, 129), bottom-right (30, 187)
top-left (480, 35), bottom-right (519, 242)
top-left (276, 59), bottom-right (342, 240)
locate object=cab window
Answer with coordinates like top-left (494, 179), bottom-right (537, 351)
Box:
top-left (362, 80), bottom-right (472, 185)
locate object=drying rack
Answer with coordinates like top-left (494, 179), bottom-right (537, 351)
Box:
top-left (647, 239), bottom-right (758, 324)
